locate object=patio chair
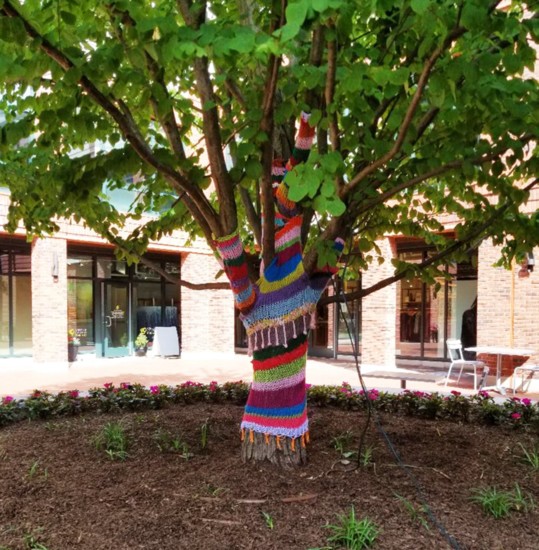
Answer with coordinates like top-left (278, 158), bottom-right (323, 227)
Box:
top-left (445, 339), bottom-right (488, 391)
top-left (512, 365), bottom-right (539, 395)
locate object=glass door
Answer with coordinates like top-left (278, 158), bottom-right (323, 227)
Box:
top-left (103, 281), bottom-right (130, 357)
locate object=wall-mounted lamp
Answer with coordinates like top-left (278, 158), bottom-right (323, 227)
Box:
top-left (518, 251), bottom-right (535, 279)
top-left (52, 251), bottom-right (59, 281)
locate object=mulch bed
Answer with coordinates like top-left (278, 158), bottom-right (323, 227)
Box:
top-left (0, 403), bottom-right (538, 549)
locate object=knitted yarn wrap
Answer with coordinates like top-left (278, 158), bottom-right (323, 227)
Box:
top-left (214, 112), bottom-right (344, 440)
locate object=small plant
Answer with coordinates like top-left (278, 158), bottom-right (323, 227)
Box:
top-left (471, 484), bottom-right (534, 518)
top-left (200, 418), bottom-right (210, 451)
top-left (511, 483), bottom-right (535, 513)
top-left (359, 445), bottom-right (374, 468)
top-left (153, 428), bottom-right (191, 458)
top-left (325, 506), bottom-right (379, 549)
top-left (23, 531), bottom-right (49, 550)
top-left (518, 443), bottom-right (539, 470)
top-left (332, 430), bottom-right (355, 455)
top-left (67, 328), bottom-right (80, 346)
top-left (202, 483), bottom-right (227, 497)
top-left (134, 328), bottom-right (149, 350)
top-left (93, 421), bottom-right (129, 461)
top-left (261, 511), bottom-right (274, 530)
top-left (26, 460), bottom-right (48, 482)
top-left (394, 494), bottom-right (430, 531)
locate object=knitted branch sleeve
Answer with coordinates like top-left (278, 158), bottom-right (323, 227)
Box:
top-left (214, 232), bottom-right (256, 314)
top-left (274, 112), bottom-right (316, 220)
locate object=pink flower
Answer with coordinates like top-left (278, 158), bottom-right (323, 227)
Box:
top-left (150, 386), bottom-right (160, 394)
top-left (451, 390), bottom-right (462, 396)
top-left (522, 398), bottom-right (532, 407)
top-left (120, 382), bottom-right (131, 389)
top-left (2, 396), bottom-right (14, 405)
top-left (68, 390), bottom-right (79, 398)
top-left (209, 381), bottom-right (218, 392)
top-left (511, 413), bottom-right (522, 420)
top-left (367, 389), bottom-right (379, 401)
top-left (104, 383), bottom-right (113, 390)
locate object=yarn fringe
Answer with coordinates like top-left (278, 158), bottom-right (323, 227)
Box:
top-left (242, 429), bottom-right (310, 449)
top-left (247, 311), bottom-right (316, 354)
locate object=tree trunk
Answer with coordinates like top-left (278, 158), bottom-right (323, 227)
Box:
top-left (213, 113), bottom-right (343, 467)
top-left (241, 430), bottom-right (308, 467)
top-left (240, 332), bottom-right (312, 467)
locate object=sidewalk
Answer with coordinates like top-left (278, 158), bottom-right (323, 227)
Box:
top-left (0, 352), bottom-right (495, 400)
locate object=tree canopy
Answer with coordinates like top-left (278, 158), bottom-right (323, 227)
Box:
top-left (1, 0), bottom-right (538, 294)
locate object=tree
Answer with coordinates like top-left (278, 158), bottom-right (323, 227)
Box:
top-left (1, 0), bottom-right (538, 465)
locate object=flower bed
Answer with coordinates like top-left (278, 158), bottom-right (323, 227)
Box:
top-left (1, 382), bottom-right (538, 432)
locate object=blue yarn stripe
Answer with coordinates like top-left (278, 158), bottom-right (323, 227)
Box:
top-left (263, 253), bottom-right (302, 282)
top-left (245, 399), bottom-right (306, 418)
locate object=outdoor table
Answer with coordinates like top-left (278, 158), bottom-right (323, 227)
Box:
top-left (465, 346), bottom-right (535, 395)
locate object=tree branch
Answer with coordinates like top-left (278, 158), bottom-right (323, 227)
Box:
top-left (107, 5), bottom-right (187, 162)
top-left (352, 133), bottom-right (536, 217)
top-left (177, 0), bottom-right (236, 235)
top-left (343, 25), bottom-right (467, 199)
top-left (260, 0), bottom-right (285, 269)
top-left (2, 0), bottom-right (221, 238)
top-left (320, 178), bottom-right (539, 306)
top-left (239, 187), bottom-right (262, 245)
top-left (139, 256), bottom-right (229, 290)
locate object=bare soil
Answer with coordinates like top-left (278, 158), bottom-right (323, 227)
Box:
top-left (1, 403), bottom-right (538, 549)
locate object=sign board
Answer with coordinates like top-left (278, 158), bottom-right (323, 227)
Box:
top-left (152, 326), bottom-right (180, 357)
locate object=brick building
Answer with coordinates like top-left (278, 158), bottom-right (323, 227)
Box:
top-left (0, 190), bottom-right (235, 363)
top-left (2, 181), bottom-right (539, 396)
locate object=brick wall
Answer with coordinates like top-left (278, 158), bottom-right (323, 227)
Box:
top-left (478, 240), bottom-right (539, 377)
top-left (180, 251), bottom-right (235, 353)
top-left (31, 237), bottom-right (68, 363)
top-left (360, 238), bottom-right (397, 366)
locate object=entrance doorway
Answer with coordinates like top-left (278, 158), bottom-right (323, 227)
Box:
top-left (102, 281), bottom-right (130, 357)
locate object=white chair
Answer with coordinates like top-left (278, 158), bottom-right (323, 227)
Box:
top-left (445, 339), bottom-right (489, 391)
top-left (512, 365), bottom-right (539, 395)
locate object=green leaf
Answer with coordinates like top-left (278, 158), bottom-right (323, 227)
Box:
top-left (245, 159), bottom-right (262, 179)
top-left (60, 11), bottom-right (76, 25)
top-left (279, 0), bottom-right (308, 42)
top-left (410, 0), bottom-right (429, 15)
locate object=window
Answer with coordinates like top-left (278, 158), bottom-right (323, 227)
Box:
top-left (396, 243), bottom-right (477, 360)
top-left (0, 245), bottom-right (32, 357)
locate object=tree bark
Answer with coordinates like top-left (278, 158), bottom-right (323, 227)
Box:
top-left (241, 430), bottom-right (308, 467)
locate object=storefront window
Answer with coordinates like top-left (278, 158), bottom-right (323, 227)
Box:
top-left (396, 244), bottom-right (477, 360)
top-left (67, 256), bottom-right (93, 278)
top-left (12, 275), bottom-right (32, 354)
top-left (67, 280), bottom-right (94, 348)
top-left (0, 248), bottom-right (32, 356)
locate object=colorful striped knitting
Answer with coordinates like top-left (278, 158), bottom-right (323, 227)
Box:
top-left (215, 112), bottom-right (344, 441)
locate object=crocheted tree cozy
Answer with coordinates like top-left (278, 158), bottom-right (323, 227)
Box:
top-left (215, 112), bottom-right (344, 442)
